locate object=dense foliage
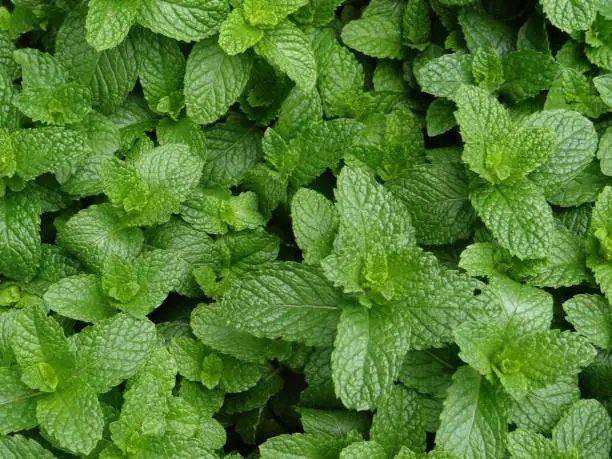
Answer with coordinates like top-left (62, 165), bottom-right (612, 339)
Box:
top-left (0, 0), bottom-right (611, 457)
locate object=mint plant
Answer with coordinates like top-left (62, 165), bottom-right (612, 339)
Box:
top-left (1, 0), bottom-right (612, 458)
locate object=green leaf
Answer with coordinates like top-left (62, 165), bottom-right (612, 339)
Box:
top-left (517, 14), bottom-right (551, 53)
top-left (436, 366), bottom-right (508, 459)
top-left (501, 50), bottom-right (560, 102)
top-left (298, 408), bottom-right (370, 438)
top-left (254, 20), bottom-right (317, 89)
top-left (219, 8), bottom-right (264, 55)
top-left (36, 381), bottom-right (104, 455)
top-left (486, 127), bottom-right (557, 183)
top-left (458, 8), bottom-right (516, 57)
top-left (13, 83), bottom-right (92, 125)
top-left (425, 99), bottom-right (457, 137)
top-left (11, 128), bottom-right (90, 181)
top-left (200, 354), bottom-right (224, 390)
top-left (0, 435), bottom-right (55, 458)
top-left (509, 222), bottom-right (590, 288)
top-left (552, 399), bottom-right (612, 457)
top-left (0, 367), bottom-right (38, 434)
top-left (332, 303), bottom-right (411, 410)
top-left (511, 376), bottom-right (580, 434)
top-left (470, 179), bottom-right (554, 260)
top-left (342, 8), bottom-right (406, 59)
top-left (523, 109), bottom-right (598, 197)
top-left (403, 0), bottom-right (430, 46)
top-left (191, 303), bottom-right (292, 364)
top-left (86, 0), bottom-right (137, 51)
top-left (333, 163), bottom-right (415, 257)
top-left (136, 29), bottom-right (185, 117)
top-left (110, 347), bottom-right (177, 450)
top-left (415, 53), bottom-right (474, 99)
top-left (598, 128), bottom-right (612, 177)
top-left (471, 275), bottom-right (553, 335)
top-left (75, 314), bottom-right (157, 393)
top-left (370, 385), bottom-right (426, 455)
top-left (259, 433), bottom-right (355, 459)
top-left (301, 347), bottom-right (340, 408)
top-left (13, 48), bottom-right (69, 89)
top-left (223, 262), bottom-right (341, 346)
top-left (0, 187), bottom-right (40, 282)
top-left (57, 203), bottom-right (144, 272)
top-left (507, 428), bottom-right (561, 458)
top-left (341, 441), bottom-right (387, 459)
top-left (102, 144), bottom-right (204, 226)
top-left (137, 0), bottom-right (229, 42)
top-left (495, 330), bottom-right (596, 398)
top-left (275, 86), bottom-right (323, 141)
top-left (112, 250), bottom-right (190, 316)
top-left (291, 188), bottom-right (338, 265)
top-left (387, 162), bottom-right (475, 245)
top-left (540, 0), bottom-right (598, 33)
top-left (12, 305), bottom-right (75, 383)
top-left (312, 27), bottom-right (364, 118)
top-left (185, 38), bottom-right (253, 125)
top-left (471, 47), bottom-right (503, 91)
top-left (563, 294), bottom-right (612, 348)
top-left (454, 85), bottom-right (511, 182)
top-left (44, 274), bottom-right (116, 323)
top-left (594, 74), bottom-right (612, 108)
top-left (200, 113), bottom-right (263, 188)
top-left (587, 187), bottom-right (612, 298)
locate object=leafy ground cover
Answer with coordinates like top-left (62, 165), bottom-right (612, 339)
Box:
top-left (0, 0), bottom-right (612, 457)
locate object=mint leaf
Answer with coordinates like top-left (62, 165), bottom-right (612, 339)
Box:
top-left (341, 441), bottom-right (387, 458)
top-left (370, 385), bottom-right (426, 455)
top-left (523, 109), bottom-right (598, 197)
top-left (185, 38), bottom-right (252, 125)
top-left (11, 128), bottom-right (90, 181)
top-left (501, 50), bottom-right (560, 102)
top-left (200, 113), bottom-right (263, 188)
top-left (312, 27), bottom-right (365, 118)
top-left (0, 367), bottom-right (38, 434)
top-left (102, 144), bottom-right (204, 227)
top-left (470, 179), bottom-right (554, 260)
top-left (192, 303), bottom-right (292, 364)
top-left (219, 8), bottom-right (264, 55)
top-left (259, 433), bottom-right (354, 458)
top-left (44, 274), bottom-right (116, 323)
top-left (136, 0), bottom-right (229, 42)
top-left (57, 203), bottom-right (144, 272)
top-left (0, 187), bottom-right (40, 282)
top-left (334, 163), bottom-right (415, 256)
top-left (563, 294), bottom-right (612, 348)
top-left (472, 47), bottom-right (503, 91)
top-left (223, 262), bottom-right (341, 346)
top-left (75, 314), bottom-right (157, 393)
top-left (332, 302), bottom-right (411, 410)
top-left (86, 0), bottom-right (137, 51)
top-left (552, 399), bottom-right (612, 457)
top-left (36, 381), bottom-right (104, 455)
top-left (254, 20), bottom-right (317, 89)
top-left (458, 8), bottom-right (516, 57)
top-left (342, 6), bottom-right (406, 59)
top-left (291, 188), bottom-right (338, 265)
top-left (136, 29), bottom-right (185, 117)
top-left (511, 376), bottom-right (580, 434)
top-left (415, 53), bottom-right (474, 99)
top-left (540, 0), bottom-right (598, 33)
top-left (0, 435), bottom-right (54, 458)
top-left (436, 366), bottom-right (508, 459)
top-left (298, 407), bottom-right (370, 437)
top-left (387, 162), bottom-right (475, 245)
